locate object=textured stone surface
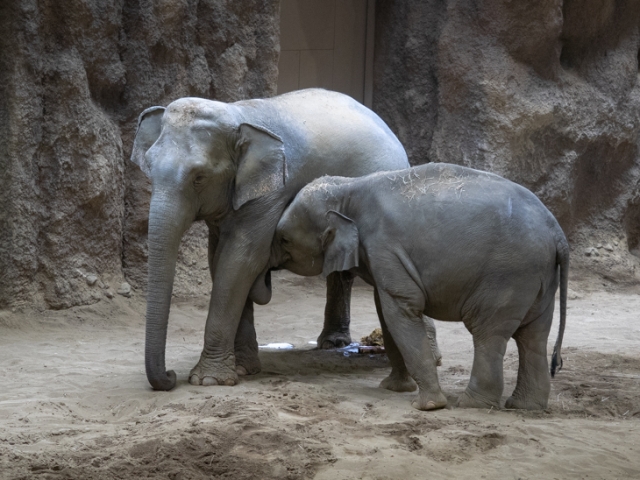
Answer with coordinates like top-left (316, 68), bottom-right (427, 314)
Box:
top-left (373, 0), bottom-right (640, 282)
top-left (2, 0), bottom-right (640, 311)
top-left (0, 0), bottom-right (280, 309)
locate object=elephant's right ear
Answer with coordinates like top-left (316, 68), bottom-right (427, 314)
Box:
top-left (131, 106), bottom-right (165, 177)
top-left (321, 211), bottom-right (359, 278)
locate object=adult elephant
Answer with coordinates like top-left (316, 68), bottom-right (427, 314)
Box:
top-left (130, 89), bottom-right (409, 390)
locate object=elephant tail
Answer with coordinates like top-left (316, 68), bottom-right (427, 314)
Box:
top-left (551, 237), bottom-right (569, 377)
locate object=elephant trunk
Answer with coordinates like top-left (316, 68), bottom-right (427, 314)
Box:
top-left (144, 192), bottom-right (191, 390)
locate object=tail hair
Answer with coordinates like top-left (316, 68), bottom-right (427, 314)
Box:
top-left (551, 239), bottom-right (569, 378)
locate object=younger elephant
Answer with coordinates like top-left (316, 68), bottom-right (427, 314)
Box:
top-left (270, 163), bottom-right (568, 411)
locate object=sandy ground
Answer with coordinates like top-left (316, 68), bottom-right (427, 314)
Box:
top-left (1, 272), bottom-right (640, 479)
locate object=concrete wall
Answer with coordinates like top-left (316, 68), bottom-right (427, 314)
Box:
top-left (277, 0), bottom-right (370, 104)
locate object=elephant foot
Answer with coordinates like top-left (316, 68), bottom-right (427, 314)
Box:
top-left (505, 395), bottom-right (547, 410)
top-left (189, 354), bottom-right (238, 386)
top-left (456, 389), bottom-right (500, 409)
top-left (235, 360), bottom-right (261, 377)
top-left (379, 372), bottom-right (417, 392)
top-left (412, 389), bottom-right (447, 411)
top-left (234, 347), bottom-right (262, 377)
top-left (317, 330), bottom-right (352, 349)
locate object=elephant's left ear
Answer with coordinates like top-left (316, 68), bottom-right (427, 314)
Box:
top-left (233, 123), bottom-right (288, 210)
top-left (321, 211), bottom-right (359, 278)
top-left (131, 106), bottom-right (165, 177)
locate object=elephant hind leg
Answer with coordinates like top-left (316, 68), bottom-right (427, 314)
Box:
top-left (457, 312), bottom-right (522, 409)
top-left (425, 316), bottom-right (442, 367)
top-left (505, 302), bottom-right (555, 410)
top-left (456, 334), bottom-right (511, 409)
top-left (317, 271), bottom-right (353, 349)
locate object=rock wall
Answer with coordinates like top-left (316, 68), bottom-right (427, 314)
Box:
top-left (373, 0), bottom-right (640, 282)
top-left (2, 0), bottom-right (639, 311)
top-left (0, 0), bottom-right (280, 309)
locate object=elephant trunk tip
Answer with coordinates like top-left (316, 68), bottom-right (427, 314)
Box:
top-left (146, 368), bottom-right (177, 391)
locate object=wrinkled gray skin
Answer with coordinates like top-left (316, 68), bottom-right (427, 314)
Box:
top-left (130, 89), bottom-right (409, 390)
top-left (271, 163), bottom-right (568, 411)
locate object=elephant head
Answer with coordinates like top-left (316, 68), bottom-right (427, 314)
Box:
top-left (130, 98), bottom-right (288, 390)
top-left (273, 180), bottom-right (360, 279)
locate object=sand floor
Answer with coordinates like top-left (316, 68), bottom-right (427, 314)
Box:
top-left (1, 272), bottom-right (640, 479)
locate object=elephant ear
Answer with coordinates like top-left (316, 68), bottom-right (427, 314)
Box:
top-left (321, 210), bottom-right (359, 278)
top-left (233, 123), bottom-right (287, 210)
top-left (131, 106), bottom-right (165, 177)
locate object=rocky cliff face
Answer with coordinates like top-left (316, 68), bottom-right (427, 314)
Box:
top-left (2, 0), bottom-right (639, 310)
top-left (0, 0), bottom-right (279, 309)
top-left (373, 0), bottom-right (640, 283)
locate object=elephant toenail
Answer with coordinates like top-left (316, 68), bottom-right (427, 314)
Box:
top-left (189, 375), bottom-right (200, 385)
top-left (202, 377), bottom-right (218, 386)
top-left (236, 366), bottom-right (248, 376)
top-left (224, 378), bottom-right (236, 386)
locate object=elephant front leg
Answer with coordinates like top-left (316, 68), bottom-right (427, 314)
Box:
top-left (376, 288), bottom-right (447, 411)
top-left (207, 222), bottom-right (262, 376)
top-left (189, 277), bottom-right (259, 386)
top-left (190, 221), bottom-right (275, 386)
top-left (374, 289), bottom-right (417, 393)
top-left (234, 299), bottom-right (261, 376)
top-left (317, 271), bottom-right (353, 349)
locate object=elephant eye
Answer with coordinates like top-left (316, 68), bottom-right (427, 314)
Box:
top-left (194, 174), bottom-right (205, 185)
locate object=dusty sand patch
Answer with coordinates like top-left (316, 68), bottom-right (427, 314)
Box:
top-left (1, 272), bottom-right (639, 479)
